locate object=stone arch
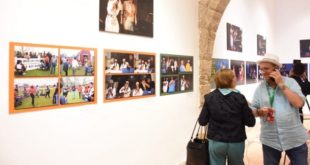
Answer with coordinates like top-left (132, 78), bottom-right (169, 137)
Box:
top-left (199, 0), bottom-right (230, 105)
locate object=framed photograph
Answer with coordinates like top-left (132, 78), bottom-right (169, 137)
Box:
top-left (230, 60), bottom-right (245, 85)
top-left (227, 23), bottom-right (242, 52)
top-left (257, 34), bottom-right (266, 56)
top-left (99, 0), bottom-right (153, 37)
top-left (210, 58), bottom-right (229, 89)
top-left (104, 49), bottom-right (155, 102)
top-left (245, 61), bottom-right (257, 84)
top-left (280, 63), bottom-right (293, 77)
top-left (160, 54), bottom-right (193, 95)
top-left (9, 42), bottom-right (97, 114)
top-left (300, 40), bottom-right (310, 57)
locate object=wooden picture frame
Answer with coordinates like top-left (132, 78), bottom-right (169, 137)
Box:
top-left (9, 42), bottom-right (97, 114)
top-left (104, 49), bottom-right (156, 102)
top-left (160, 54), bottom-right (193, 95)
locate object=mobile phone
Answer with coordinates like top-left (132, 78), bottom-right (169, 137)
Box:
top-left (270, 68), bottom-right (277, 82)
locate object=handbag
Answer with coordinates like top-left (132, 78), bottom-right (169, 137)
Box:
top-left (186, 120), bottom-right (209, 165)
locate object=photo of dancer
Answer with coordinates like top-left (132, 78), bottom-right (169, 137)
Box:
top-left (99, 0), bottom-right (153, 37)
top-left (246, 61), bottom-right (257, 84)
top-left (227, 23), bottom-right (242, 52)
top-left (257, 34), bottom-right (266, 56)
top-left (230, 60), bottom-right (245, 85)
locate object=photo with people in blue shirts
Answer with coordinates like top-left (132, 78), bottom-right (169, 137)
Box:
top-left (210, 58), bottom-right (229, 89)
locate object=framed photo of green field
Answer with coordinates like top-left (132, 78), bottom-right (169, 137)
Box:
top-left (104, 49), bottom-right (155, 102)
top-left (9, 42), bottom-right (97, 114)
top-left (160, 54), bottom-right (193, 95)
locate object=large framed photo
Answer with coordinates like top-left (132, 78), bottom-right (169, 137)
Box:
top-left (9, 42), bottom-right (97, 114)
top-left (227, 23), bottom-right (242, 52)
top-left (160, 54), bottom-right (193, 95)
top-left (257, 34), bottom-right (266, 56)
top-left (104, 49), bottom-right (155, 102)
top-left (300, 40), bottom-right (310, 57)
top-left (99, 0), bottom-right (153, 37)
top-left (210, 58), bottom-right (229, 89)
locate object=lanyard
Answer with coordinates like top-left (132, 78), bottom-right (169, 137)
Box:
top-left (266, 85), bottom-right (276, 107)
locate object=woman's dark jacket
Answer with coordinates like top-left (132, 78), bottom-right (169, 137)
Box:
top-left (198, 89), bottom-right (255, 142)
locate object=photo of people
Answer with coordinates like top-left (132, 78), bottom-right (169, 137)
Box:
top-left (160, 54), bottom-right (193, 95)
top-left (105, 74), bottom-right (155, 101)
top-left (99, 0), bottom-right (153, 37)
top-left (230, 60), bottom-right (245, 85)
top-left (257, 34), bottom-right (266, 56)
top-left (161, 76), bottom-right (179, 94)
top-left (10, 42), bottom-right (97, 114)
top-left (210, 58), bottom-right (229, 89)
top-left (245, 61), bottom-right (257, 84)
top-left (104, 50), bottom-right (155, 102)
top-left (300, 39), bottom-right (310, 57)
top-left (178, 57), bottom-right (193, 73)
top-left (14, 78), bottom-right (59, 110)
top-left (60, 77), bottom-right (95, 104)
top-left (227, 23), bottom-right (242, 52)
top-left (60, 49), bottom-right (95, 76)
top-left (160, 55), bottom-right (179, 75)
top-left (14, 45), bottom-right (58, 77)
top-left (105, 51), bottom-right (155, 74)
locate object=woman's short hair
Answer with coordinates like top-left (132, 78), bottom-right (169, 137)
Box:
top-left (215, 69), bottom-right (234, 88)
top-left (293, 62), bottom-right (305, 76)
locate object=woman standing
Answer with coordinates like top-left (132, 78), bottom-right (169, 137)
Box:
top-left (198, 69), bottom-right (255, 165)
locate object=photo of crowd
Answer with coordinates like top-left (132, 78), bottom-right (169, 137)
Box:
top-left (210, 58), bottom-right (229, 89)
top-left (14, 46), bottom-right (58, 77)
top-left (300, 39), bottom-right (310, 57)
top-left (227, 23), bottom-right (242, 52)
top-left (60, 77), bottom-right (95, 104)
top-left (60, 49), bottom-right (95, 76)
top-left (245, 61), bottom-right (257, 84)
top-left (257, 34), bottom-right (266, 56)
top-left (104, 50), bottom-right (155, 102)
top-left (105, 74), bottom-right (155, 100)
top-left (160, 54), bottom-right (193, 95)
top-left (14, 78), bottom-right (59, 110)
top-left (231, 60), bottom-right (245, 85)
top-left (99, 0), bottom-right (153, 37)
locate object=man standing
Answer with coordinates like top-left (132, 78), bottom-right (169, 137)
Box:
top-left (251, 53), bottom-right (308, 165)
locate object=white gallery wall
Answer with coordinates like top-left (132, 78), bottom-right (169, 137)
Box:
top-left (274, 0), bottom-right (310, 63)
top-left (0, 0), bottom-right (199, 165)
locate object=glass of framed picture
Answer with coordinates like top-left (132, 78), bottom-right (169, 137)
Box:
top-left (9, 42), bottom-right (97, 114)
top-left (104, 49), bottom-right (156, 102)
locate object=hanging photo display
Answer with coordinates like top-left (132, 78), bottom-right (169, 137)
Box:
top-left (99, 0), bottom-right (154, 37)
top-left (104, 49), bottom-right (155, 102)
top-left (245, 61), bottom-right (257, 84)
top-left (226, 23), bottom-right (242, 52)
top-left (9, 42), bottom-right (97, 114)
top-left (257, 34), bottom-right (266, 56)
top-left (230, 60), bottom-right (245, 85)
top-left (210, 58), bottom-right (229, 89)
top-left (160, 54), bottom-right (193, 95)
